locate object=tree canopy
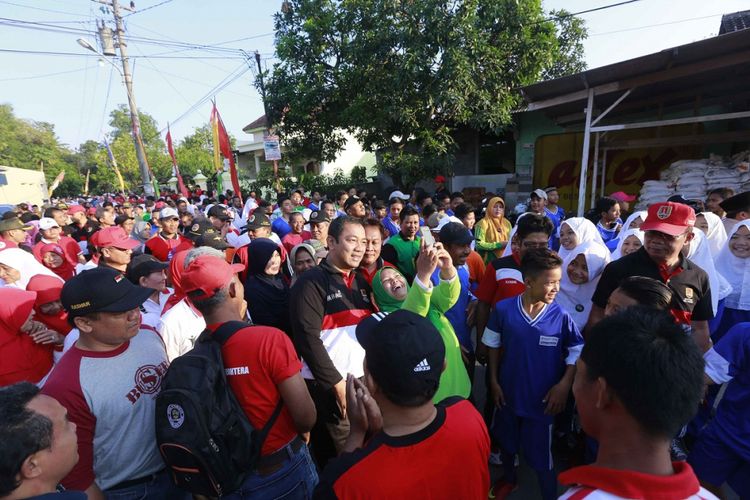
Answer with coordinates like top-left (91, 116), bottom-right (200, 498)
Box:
top-left (0, 103), bottom-right (226, 197)
top-left (264, 0), bottom-right (588, 188)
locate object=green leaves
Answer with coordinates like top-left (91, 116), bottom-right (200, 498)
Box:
top-left (263, 0), bottom-right (586, 190)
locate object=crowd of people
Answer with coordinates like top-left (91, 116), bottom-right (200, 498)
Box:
top-left (1, 178), bottom-right (749, 500)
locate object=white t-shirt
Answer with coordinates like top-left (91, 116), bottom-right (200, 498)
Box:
top-left (157, 298), bottom-right (206, 361)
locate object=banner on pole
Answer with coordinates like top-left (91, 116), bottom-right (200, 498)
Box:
top-left (263, 135), bottom-right (281, 161)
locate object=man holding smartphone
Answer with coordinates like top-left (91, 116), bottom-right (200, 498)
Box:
top-left (381, 207), bottom-right (422, 283)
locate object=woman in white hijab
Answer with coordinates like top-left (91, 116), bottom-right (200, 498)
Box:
top-left (611, 228), bottom-right (644, 260)
top-left (0, 248), bottom-right (62, 289)
top-left (606, 210), bottom-right (647, 253)
top-left (694, 211), bottom-right (727, 258)
top-left (685, 229), bottom-right (731, 318)
top-left (557, 217), bottom-right (607, 261)
top-left (556, 241), bottom-right (611, 330)
top-left (712, 220), bottom-right (750, 342)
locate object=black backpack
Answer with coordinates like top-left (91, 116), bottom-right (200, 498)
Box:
top-left (155, 321), bottom-right (283, 497)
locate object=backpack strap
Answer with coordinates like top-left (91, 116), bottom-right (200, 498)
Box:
top-left (211, 320), bottom-right (250, 345)
top-left (199, 320), bottom-right (285, 444)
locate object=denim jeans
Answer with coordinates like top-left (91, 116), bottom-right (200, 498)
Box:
top-left (224, 442), bottom-right (319, 500)
top-left (104, 469), bottom-right (189, 500)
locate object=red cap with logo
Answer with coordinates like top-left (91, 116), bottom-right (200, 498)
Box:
top-left (91, 227), bottom-right (140, 249)
top-left (181, 255), bottom-right (244, 299)
top-left (68, 205), bottom-right (85, 215)
top-left (640, 202), bottom-right (696, 236)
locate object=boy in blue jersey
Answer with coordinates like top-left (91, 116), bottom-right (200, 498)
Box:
top-left (482, 248), bottom-right (584, 499)
top-left (691, 322), bottom-right (750, 498)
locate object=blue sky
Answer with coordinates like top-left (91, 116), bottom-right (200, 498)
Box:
top-left (1, 0), bottom-right (747, 150)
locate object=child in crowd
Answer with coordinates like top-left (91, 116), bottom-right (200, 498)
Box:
top-left (556, 241), bottom-right (610, 330)
top-left (483, 248), bottom-right (583, 499)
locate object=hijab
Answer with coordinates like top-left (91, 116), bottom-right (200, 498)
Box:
top-left (687, 229), bottom-right (731, 316)
top-left (245, 238), bottom-right (289, 331)
top-left (0, 287), bottom-right (53, 386)
top-left (290, 243), bottom-right (316, 275)
top-left (611, 228), bottom-right (644, 260)
top-left (247, 238), bottom-right (283, 279)
top-left (557, 218), bottom-right (607, 261)
top-left (698, 211), bottom-right (727, 258)
top-left (556, 241), bottom-right (611, 329)
top-left (39, 243), bottom-right (76, 281)
top-left (0, 248), bottom-right (63, 290)
top-left (26, 274), bottom-right (71, 334)
top-left (372, 266), bottom-right (408, 312)
top-left (476, 197), bottom-right (511, 255)
top-left (715, 220), bottom-right (750, 310)
top-left (131, 220), bottom-right (151, 245)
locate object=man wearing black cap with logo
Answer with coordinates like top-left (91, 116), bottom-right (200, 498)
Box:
top-left (719, 190), bottom-right (750, 234)
top-left (343, 196), bottom-right (366, 219)
top-left (41, 267), bottom-right (184, 500)
top-left (314, 310), bottom-right (490, 498)
top-left (587, 201), bottom-right (713, 352)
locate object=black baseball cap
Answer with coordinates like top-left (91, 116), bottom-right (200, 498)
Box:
top-left (356, 310), bottom-right (445, 403)
top-left (62, 267), bottom-right (154, 319)
top-left (309, 211), bottom-right (331, 225)
top-left (0, 217), bottom-right (31, 232)
top-left (126, 254), bottom-right (168, 284)
top-left (719, 191), bottom-right (750, 214)
top-left (186, 219), bottom-right (213, 242)
top-left (197, 230), bottom-right (230, 250)
top-left (246, 212), bottom-right (271, 230)
top-left (344, 196), bottom-right (363, 211)
top-left (439, 221), bottom-right (473, 245)
top-left (207, 205), bottom-right (232, 221)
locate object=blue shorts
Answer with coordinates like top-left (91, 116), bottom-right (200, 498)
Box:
top-left (491, 406), bottom-right (553, 472)
top-left (688, 422), bottom-right (749, 494)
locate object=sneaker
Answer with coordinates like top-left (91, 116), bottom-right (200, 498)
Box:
top-left (488, 479), bottom-right (517, 499)
top-left (489, 450), bottom-right (503, 466)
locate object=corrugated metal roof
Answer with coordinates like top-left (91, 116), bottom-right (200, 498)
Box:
top-left (720, 10), bottom-right (750, 34)
top-left (520, 28), bottom-right (750, 105)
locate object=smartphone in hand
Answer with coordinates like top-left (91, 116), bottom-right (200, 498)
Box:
top-left (419, 226), bottom-right (435, 247)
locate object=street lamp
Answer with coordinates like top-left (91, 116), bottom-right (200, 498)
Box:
top-left (76, 38), bottom-right (155, 196)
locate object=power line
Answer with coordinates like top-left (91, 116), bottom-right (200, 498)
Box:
top-left (547, 0), bottom-right (643, 22)
top-left (0, 0), bottom-right (87, 17)
top-left (124, 0), bottom-right (175, 18)
top-left (590, 12), bottom-right (723, 37)
top-left (0, 48), bottom-right (248, 59)
top-left (0, 66), bottom-right (89, 81)
top-left (98, 65), bottom-right (116, 137)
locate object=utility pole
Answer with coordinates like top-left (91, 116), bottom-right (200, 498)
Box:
top-left (254, 51), bottom-right (279, 188)
top-left (97, 0), bottom-right (154, 195)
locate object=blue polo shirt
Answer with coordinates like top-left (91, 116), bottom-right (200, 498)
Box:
top-left (431, 265), bottom-right (475, 352)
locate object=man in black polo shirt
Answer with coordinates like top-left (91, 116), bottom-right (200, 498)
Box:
top-left (289, 216), bottom-right (375, 466)
top-left (587, 201), bottom-right (713, 352)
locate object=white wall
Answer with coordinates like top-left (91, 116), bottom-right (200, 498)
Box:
top-left (0, 166), bottom-right (48, 206)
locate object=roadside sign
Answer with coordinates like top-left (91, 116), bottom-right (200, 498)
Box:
top-left (264, 135), bottom-right (281, 161)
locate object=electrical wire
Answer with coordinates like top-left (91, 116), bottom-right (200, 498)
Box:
top-left (124, 0), bottom-right (175, 18)
top-left (98, 65), bottom-right (116, 137)
top-left (0, 0), bottom-right (86, 17)
top-left (0, 66), bottom-right (89, 81)
top-left (589, 12), bottom-right (724, 36)
top-left (0, 48), bottom-right (248, 59)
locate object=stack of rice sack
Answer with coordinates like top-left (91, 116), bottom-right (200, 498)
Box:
top-left (635, 152), bottom-right (750, 210)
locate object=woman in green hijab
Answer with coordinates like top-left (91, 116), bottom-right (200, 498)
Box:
top-left (371, 242), bottom-right (471, 403)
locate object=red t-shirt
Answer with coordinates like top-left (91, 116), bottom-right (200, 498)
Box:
top-left (475, 253), bottom-right (525, 305)
top-left (316, 398), bottom-right (490, 499)
top-left (210, 323), bottom-right (302, 455)
top-left (144, 233), bottom-right (194, 262)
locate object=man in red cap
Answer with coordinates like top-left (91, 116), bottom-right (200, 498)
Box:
top-left (180, 248), bottom-right (318, 497)
top-left (587, 201), bottom-right (713, 352)
top-left (92, 226), bottom-right (140, 273)
top-left (66, 205), bottom-right (99, 256)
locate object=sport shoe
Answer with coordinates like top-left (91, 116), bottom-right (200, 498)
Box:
top-left (489, 450), bottom-right (503, 466)
top-left (488, 479), bottom-right (517, 499)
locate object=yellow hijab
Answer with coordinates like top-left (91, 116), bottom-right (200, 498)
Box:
top-left (480, 197), bottom-right (511, 243)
